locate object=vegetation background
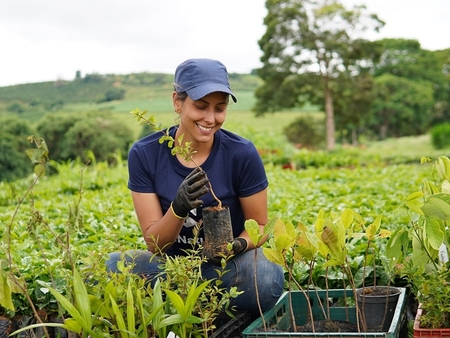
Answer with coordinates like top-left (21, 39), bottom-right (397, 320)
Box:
top-left (0, 0), bottom-right (449, 335)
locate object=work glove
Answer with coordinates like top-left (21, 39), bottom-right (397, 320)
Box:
top-left (203, 237), bottom-right (249, 266)
top-left (231, 237), bottom-right (248, 255)
top-left (171, 167), bottom-right (209, 219)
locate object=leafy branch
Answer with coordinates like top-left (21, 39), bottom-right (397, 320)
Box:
top-left (1, 136), bottom-right (51, 338)
top-left (131, 108), bottom-right (222, 207)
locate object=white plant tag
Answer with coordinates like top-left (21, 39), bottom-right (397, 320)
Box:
top-left (166, 332), bottom-right (180, 338)
top-left (439, 243), bottom-right (449, 263)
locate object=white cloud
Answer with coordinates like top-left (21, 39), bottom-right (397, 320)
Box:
top-left (0, 0), bottom-right (448, 87)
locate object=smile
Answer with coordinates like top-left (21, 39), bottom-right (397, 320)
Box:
top-left (197, 124), bottom-right (213, 132)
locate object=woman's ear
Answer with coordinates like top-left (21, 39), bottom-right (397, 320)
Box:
top-left (172, 92), bottom-right (181, 113)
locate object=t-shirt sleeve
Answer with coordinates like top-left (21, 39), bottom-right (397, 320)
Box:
top-left (127, 144), bottom-right (155, 193)
top-left (237, 141), bottom-right (268, 197)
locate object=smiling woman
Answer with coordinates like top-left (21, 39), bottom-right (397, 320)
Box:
top-left (106, 58), bottom-right (284, 320)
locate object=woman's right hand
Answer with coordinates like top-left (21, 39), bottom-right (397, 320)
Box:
top-left (171, 168), bottom-right (209, 218)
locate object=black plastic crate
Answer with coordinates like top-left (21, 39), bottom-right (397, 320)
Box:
top-left (211, 311), bottom-right (252, 338)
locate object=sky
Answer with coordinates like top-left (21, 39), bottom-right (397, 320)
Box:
top-left (0, 0), bottom-right (449, 88)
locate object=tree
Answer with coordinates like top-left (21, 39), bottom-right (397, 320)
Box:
top-left (374, 39), bottom-right (444, 84)
top-left (369, 39), bottom-right (449, 136)
top-left (369, 74), bottom-right (434, 139)
top-left (0, 116), bottom-right (35, 181)
top-left (6, 101), bottom-right (26, 113)
top-left (96, 88), bottom-right (126, 103)
top-left (333, 71), bottom-right (376, 144)
top-left (255, 0), bottom-right (384, 150)
top-left (36, 111), bottom-right (134, 163)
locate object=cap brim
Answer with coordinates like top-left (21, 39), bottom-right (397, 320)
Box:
top-left (186, 83), bottom-right (237, 103)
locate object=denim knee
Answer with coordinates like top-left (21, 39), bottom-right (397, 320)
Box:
top-left (222, 249), bottom-right (284, 319)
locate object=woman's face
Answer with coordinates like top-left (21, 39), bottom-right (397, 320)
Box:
top-left (174, 91), bottom-right (228, 145)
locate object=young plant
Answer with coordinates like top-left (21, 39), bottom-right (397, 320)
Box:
top-left (262, 218), bottom-right (322, 332)
top-left (10, 267), bottom-right (97, 337)
top-left (260, 208), bottom-right (391, 333)
top-left (160, 279), bottom-right (211, 338)
top-left (1, 137), bottom-right (52, 338)
top-left (244, 218), bottom-right (276, 331)
top-left (10, 265), bottom-right (170, 338)
top-left (386, 155), bottom-right (450, 329)
top-left (157, 230), bottom-right (242, 336)
top-left (131, 108), bottom-right (222, 207)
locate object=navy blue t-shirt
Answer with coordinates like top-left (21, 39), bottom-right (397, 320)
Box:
top-left (127, 126), bottom-right (268, 256)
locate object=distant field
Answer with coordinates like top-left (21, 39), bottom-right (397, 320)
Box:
top-left (98, 90), bottom-right (260, 114)
top-left (2, 77), bottom-right (447, 161)
top-left (59, 89), bottom-right (321, 141)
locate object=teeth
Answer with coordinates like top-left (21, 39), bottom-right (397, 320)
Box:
top-left (198, 124), bottom-right (212, 131)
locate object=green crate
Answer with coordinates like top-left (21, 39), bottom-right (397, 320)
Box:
top-left (242, 288), bottom-right (407, 338)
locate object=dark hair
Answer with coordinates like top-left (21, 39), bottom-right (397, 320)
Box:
top-left (173, 88), bottom-right (188, 102)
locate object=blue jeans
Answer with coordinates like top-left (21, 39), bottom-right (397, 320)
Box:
top-left (106, 248), bottom-right (284, 319)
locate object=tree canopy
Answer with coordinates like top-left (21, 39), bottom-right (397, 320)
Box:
top-left (255, 0), bottom-right (450, 148)
top-left (255, 0), bottom-right (384, 149)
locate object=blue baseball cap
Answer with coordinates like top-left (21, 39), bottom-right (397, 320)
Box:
top-left (174, 58), bottom-right (237, 103)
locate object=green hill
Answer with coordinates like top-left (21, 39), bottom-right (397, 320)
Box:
top-left (0, 72), bottom-right (263, 123)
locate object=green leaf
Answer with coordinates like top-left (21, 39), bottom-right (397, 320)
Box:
top-left (126, 281), bottom-right (135, 337)
top-left (47, 288), bottom-right (84, 334)
top-left (89, 295), bottom-right (110, 318)
top-left (322, 259), bottom-right (342, 268)
top-left (63, 318), bottom-right (83, 334)
top-left (442, 180), bottom-right (450, 194)
top-left (340, 208), bottom-right (354, 229)
top-left (105, 280), bottom-right (118, 303)
top-left (424, 217), bottom-right (445, 250)
top-left (9, 323), bottom-right (68, 337)
top-left (135, 288), bottom-right (149, 338)
top-left (385, 232), bottom-right (402, 261)
top-left (421, 195), bottom-right (450, 220)
top-left (378, 229), bottom-right (391, 238)
top-left (159, 313), bottom-right (184, 326)
top-left (274, 233), bottom-right (293, 251)
top-left (437, 156), bottom-right (450, 181)
top-left (164, 289), bottom-right (185, 316)
top-left (109, 294), bottom-right (128, 338)
top-left (26, 147), bottom-right (48, 164)
top-left (366, 214), bottom-right (382, 240)
top-left (263, 217), bottom-right (278, 236)
top-left (245, 219), bottom-right (261, 247)
top-left (321, 226), bottom-right (345, 263)
top-left (151, 279), bottom-right (164, 327)
top-left (262, 247), bottom-right (285, 266)
top-left (423, 181), bottom-right (440, 196)
top-left (314, 212), bottom-right (326, 233)
top-left (34, 164), bottom-right (45, 176)
top-left (0, 268), bottom-right (14, 311)
top-left (184, 280), bottom-right (211, 318)
top-left (72, 268), bottom-right (92, 329)
top-left (406, 191), bottom-right (424, 214)
top-left (272, 219), bottom-right (295, 251)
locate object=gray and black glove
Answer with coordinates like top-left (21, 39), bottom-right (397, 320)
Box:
top-left (231, 237), bottom-right (248, 255)
top-left (171, 167), bottom-right (209, 219)
top-left (204, 237), bottom-right (248, 266)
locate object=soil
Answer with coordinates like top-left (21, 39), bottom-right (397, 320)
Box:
top-left (202, 206), bottom-right (234, 257)
top-left (206, 205), bottom-right (226, 211)
top-left (297, 319), bottom-right (358, 332)
top-left (255, 319), bottom-right (359, 333)
top-left (359, 286), bottom-right (399, 296)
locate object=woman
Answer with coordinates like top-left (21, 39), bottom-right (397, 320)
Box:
top-left (107, 58), bottom-right (284, 319)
